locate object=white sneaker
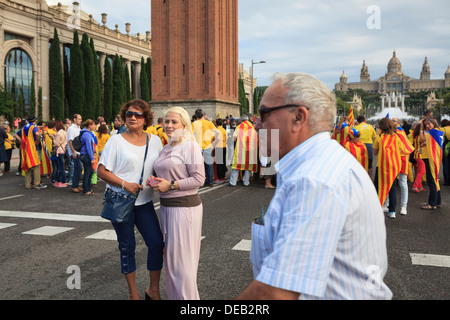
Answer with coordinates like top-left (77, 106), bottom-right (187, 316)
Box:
top-left (382, 205), bottom-right (389, 213)
top-left (388, 212), bottom-right (396, 219)
top-left (400, 207), bottom-right (407, 215)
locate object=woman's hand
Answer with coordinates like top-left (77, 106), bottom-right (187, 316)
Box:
top-left (123, 181), bottom-right (143, 195)
top-left (147, 175), bottom-right (170, 193)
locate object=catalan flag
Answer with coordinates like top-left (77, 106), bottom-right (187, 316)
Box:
top-left (232, 120), bottom-right (258, 172)
top-left (377, 134), bottom-right (402, 206)
top-left (345, 140), bottom-right (369, 172)
top-left (395, 127), bottom-right (414, 174)
top-left (332, 122), bottom-right (350, 147)
top-left (348, 106), bottom-right (354, 127)
top-left (20, 124), bottom-right (41, 172)
top-left (39, 133), bottom-right (52, 176)
top-left (426, 129), bottom-right (443, 191)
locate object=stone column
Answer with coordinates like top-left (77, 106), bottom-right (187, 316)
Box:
top-left (134, 61), bottom-right (141, 99)
top-left (381, 96), bottom-right (385, 110)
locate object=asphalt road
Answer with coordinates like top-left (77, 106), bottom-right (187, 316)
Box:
top-left (0, 149), bottom-right (449, 301)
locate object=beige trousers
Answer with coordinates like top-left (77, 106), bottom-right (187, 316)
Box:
top-left (25, 165), bottom-right (41, 188)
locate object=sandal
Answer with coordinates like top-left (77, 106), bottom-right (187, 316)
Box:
top-left (420, 204), bottom-right (437, 210)
top-left (412, 187), bottom-right (420, 193)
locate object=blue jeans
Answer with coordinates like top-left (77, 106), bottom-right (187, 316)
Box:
top-left (112, 201), bottom-right (164, 274)
top-left (202, 147), bottom-right (214, 185)
top-left (71, 155), bottom-right (82, 188)
top-left (56, 154), bottom-right (66, 183)
top-left (79, 154), bottom-right (93, 193)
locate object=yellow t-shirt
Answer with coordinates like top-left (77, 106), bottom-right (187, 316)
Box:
top-left (192, 119), bottom-right (217, 150)
top-left (354, 122), bottom-right (377, 144)
top-left (95, 132), bottom-right (111, 152)
top-left (144, 126), bottom-right (157, 135)
top-left (216, 126), bottom-right (227, 148)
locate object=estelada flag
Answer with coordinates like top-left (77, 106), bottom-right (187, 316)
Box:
top-left (232, 120), bottom-right (258, 172)
top-left (20, 124), bottom-right (41, 172)
top-left (426, 129), bottom-right (443, 191)
top-left (345, 141), bottom-right (369, 172)
top-left (377, 134), bottom-right (403, 206)
top-left (395, 127), bottom-right (414, 174)
top-left (348, 106), bottom-right (354, 127)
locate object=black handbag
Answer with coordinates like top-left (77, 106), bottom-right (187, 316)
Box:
top-left (100, 134), bottom-right (149, 223)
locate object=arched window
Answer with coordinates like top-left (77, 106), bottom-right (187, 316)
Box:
top-left (4, 48), bottom-right (33, 109)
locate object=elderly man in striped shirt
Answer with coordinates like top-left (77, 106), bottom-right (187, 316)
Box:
top-left (236, 72), bottom-right (392, 300)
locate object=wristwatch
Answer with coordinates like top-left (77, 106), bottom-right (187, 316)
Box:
top-left (170, 181), bottom-right (176, 190)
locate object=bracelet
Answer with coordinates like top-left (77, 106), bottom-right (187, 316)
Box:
top-left (121, 180), bottom-right (125, 190)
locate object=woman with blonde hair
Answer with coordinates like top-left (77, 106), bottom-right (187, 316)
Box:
top-left (148, 106), bottom-right (205, 300)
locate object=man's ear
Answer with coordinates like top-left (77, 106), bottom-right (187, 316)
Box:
top-left (292, 107), bottom-right (308, 131)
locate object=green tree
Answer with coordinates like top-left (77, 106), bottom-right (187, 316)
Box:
top-left (112, 54), bottom-right (126, 116)
top-left (0, 84), bottom-right (15, 122)
top-left (49, 28), bottom-right (65, 120)
top-left (140, 57), bottom-right (150, 102)
top-left (90, 38), bottom-right (102, 117)
top-left (69, 30), bottom-right (85, 116)
top-left (238, 77), bottom-right (247, 115)
top-left (146, 57), bottom-right (152, 100)
top-left (30, 75), bottom-right (37, 118)
top-left (103, 57), bottom-right (113, 122)
top-left (81, 33), bottom-right (95, 119)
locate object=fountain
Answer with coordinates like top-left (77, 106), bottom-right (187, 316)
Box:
top-left (368, 92), bottom-right (418, 121)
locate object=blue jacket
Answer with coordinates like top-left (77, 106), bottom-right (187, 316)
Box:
top-left (80, 129), bottom-right (94, 161)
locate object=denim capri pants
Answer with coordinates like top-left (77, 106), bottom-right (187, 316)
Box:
top-left (112, 201), bottom-right (164, 274)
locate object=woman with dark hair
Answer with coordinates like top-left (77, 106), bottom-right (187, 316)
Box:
top-left (411, 121), bottom-right (426, 193)
top-left (53, 120), bottom-right (68, 187)
top-left (79, 119), bottom-right (97, 195)
top-left (98, 99), bottom-right (164, 300)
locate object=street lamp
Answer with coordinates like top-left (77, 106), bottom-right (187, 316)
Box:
top-left (251, 59), bottom-right (266, 114)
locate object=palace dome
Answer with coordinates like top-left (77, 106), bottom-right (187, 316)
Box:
top-left (387, 50), bottom-right (402, 74)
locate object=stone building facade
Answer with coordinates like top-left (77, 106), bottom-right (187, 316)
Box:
top-left (0, 0), bottom-right (151, 121)
top-left (336, 51), bottom-right (450, 109)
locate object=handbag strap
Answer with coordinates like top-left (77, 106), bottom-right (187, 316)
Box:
top-left (136, 133), bottom-right (149, 197)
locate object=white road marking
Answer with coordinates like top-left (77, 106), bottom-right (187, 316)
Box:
top-left (22, 226), bottom-right (74, 236)
top-left (0, 210), bottom-right (106, 222)
top-left (0, 195), bottom-right (24, 201)
top-left (232, 239), bottom-right (252, 251)
top-left (86, 230), bottom-right (117, 241)
top-left (410, 253), bottom-right (450, 268)
top-left (0, 223), bottom-right (17, 230)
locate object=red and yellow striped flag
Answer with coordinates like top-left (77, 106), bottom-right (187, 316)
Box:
top-left (377, 134), bottom-right (402, 206)
top-left (232, 120), bottom-right (258, 172)
top-left (345, 141), bottom-right (369, 172)
top-left (348, 106), bottom-right (354, 127)
top-left (426, 129), bottom-right (443, 191)
top-left (20, 125), bottom-right (41, 172)
top-left (395, 127), bottom-right (414, 174)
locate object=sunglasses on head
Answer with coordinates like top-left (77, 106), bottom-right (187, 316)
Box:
top-left (125, 111), bottom-right (144, 119)
top-left (258, 104), bottom-right (309, 122)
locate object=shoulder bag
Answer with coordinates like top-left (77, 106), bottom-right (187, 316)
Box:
top-left (100, 134), bottom-right (149, 223)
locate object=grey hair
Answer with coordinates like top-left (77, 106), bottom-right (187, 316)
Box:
top-left (271, 72), bottom-right (336, 134)
top-left (241, 114), bottom-right (249, 121)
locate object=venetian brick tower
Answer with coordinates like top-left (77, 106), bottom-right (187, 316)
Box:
top-left (150, 0), bottom-right (240, 119)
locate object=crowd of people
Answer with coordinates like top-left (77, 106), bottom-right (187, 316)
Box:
top-left (1, 70), bottom-right (449, 301)
top-left (331, 110), bottom-right (449, 218)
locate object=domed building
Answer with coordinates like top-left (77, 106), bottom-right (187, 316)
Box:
top-left (0, 0), bottom-right (151, 121)
top-left (336, 50), bottom-right (450, 110)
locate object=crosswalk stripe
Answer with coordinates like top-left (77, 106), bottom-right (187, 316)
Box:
top-left (86, 230), bottom-right (117, 241)
top-left (22, 226), bottom-right (74, 236)
top-left (232, 239), bottom-right (252, 251)
top-left (0, 223), bottom-right (17, 230)
top-left (0, 210), bottom-right (106, 222)
top-left (410, 253), bottom-right (450, 268)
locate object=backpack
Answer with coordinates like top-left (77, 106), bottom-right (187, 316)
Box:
top-left (72, 131), bottom-right (88, 152)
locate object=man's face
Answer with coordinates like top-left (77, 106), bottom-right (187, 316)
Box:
top-left (255, 80), bottom-right (291, 159)
top-left (74, 115), bottom-right (82, 126)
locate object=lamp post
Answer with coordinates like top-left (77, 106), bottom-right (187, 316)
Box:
top-left (250, 59), bottom-right (266, 114)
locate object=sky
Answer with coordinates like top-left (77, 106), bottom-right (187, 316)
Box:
top-left (45, 0), bottom-right (450, 90)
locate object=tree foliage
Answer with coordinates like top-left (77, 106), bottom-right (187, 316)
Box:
top-left (69, 30), bottom-right (85, 116)
top-left (49, 28), bottom-right (65, 120)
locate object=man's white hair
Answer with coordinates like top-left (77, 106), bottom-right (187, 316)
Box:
top-left (271, 72), bottom-right (336, 134)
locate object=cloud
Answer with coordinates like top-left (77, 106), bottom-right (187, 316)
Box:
top-left (46, 0), bottom-right (450, 89)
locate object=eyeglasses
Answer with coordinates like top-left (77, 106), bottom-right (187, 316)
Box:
top-left (125, 111), bottom-right (144, 119)
top-left (258, 104), bottom-right (309, 122)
